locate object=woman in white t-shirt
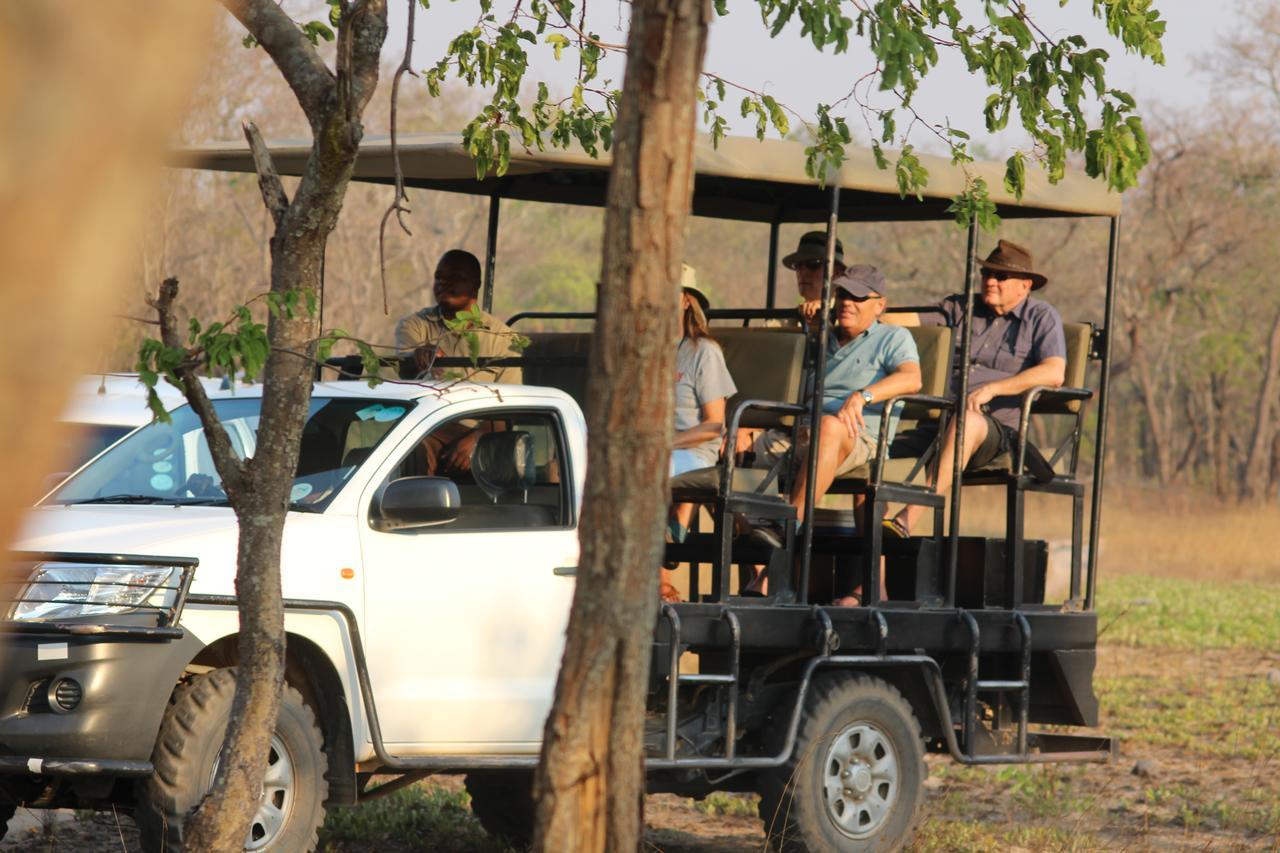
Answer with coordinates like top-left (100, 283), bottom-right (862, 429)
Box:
top-left (663, 266), bottom-right (737, 602)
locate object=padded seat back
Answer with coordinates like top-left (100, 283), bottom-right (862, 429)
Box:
top-left (901, 325), bottom-right (952, 422)
top-left (472, 431), bottom-right (536, 501)
top-left (521, 332), bottom-right (592, 407)
top-left (715, 327), bottom-right (807, 428)
top-left (1036, 322), bottom-right (1092, 414)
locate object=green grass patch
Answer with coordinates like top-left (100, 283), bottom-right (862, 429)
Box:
top-left (318, 783), bottom-right (510, 852)
top-left (691, 791), bottom-right (758, 817)
top-left (913, 818), bottom-right (1094, 851)
top-left (1099, 671), bottom-right (1280, 760)
top-left (1096, 574), bottom-right (1280, 650)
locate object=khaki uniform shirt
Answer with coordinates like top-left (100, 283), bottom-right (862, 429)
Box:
top-left (395, 306), bottom-right (524, 384)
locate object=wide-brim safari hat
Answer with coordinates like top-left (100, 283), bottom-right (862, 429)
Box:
top-left (782, 230), bottom-right (845, 270)
top-left (680, 263), bottom-right (710, 312)
top-left (981, 239), bottom-right (1048, 290)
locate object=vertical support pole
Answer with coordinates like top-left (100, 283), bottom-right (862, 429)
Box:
top-left (1005, 486), bottom-right (1025, 608)
top-left (946, 222), bottom-right (980, 607)
top-left (1086, 217), bottom-right (1120, 611)
top-left (798, 185), bottom-right (841, 605)
top-left (482, 193), bottom-right (500, 314)
top-left (766, 214), bottom-right (781, 309)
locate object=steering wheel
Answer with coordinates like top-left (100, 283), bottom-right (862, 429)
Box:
top-left (179, 473), bottom-right (225, 498)
top-left (134, 430), bottom-right (179, 465)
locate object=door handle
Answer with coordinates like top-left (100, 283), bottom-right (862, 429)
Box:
top-left (553, 566), bottom-right (577, 577)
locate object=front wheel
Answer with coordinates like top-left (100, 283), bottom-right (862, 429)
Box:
top-left (465, 770), bottom-right (536, 847)
top-left (136, 668), bottom-right (329, 852)
top-left (757, 673), bottom-right (926, 852)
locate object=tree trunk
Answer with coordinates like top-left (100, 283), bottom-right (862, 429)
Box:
top-left (531, 2), bottom-right (710, 850)
top-left (1129, 324), bottom-right (1175, 485)
top-left (176, 2), bottom-right (388, 849)
top-left (1242, 307), bottom-right (1280, 500)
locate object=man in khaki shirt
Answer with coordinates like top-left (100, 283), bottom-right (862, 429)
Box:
top-left (396, 249), bottom-right (523, 475)
top-left (395, 249), bottom-right (523, 384)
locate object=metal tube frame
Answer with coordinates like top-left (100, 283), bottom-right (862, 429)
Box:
top-left (1086, 216), bottom-right (1120, 610)
top-left (482, 193), bottom-right (500, 314)
top-left (797, 185), bottom-right (841, 604)
top-left (766, 215), bottom-right (781, 309)
top-left (946, 223), bottom-right (980, 607)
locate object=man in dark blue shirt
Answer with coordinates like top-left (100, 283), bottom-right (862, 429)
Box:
top-left (886, 240), bottom-right (1066, 537)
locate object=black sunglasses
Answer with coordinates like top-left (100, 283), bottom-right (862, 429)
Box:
top-left (798, 258), bottom-right (827, 271)
top-left (835, 289), bottom-right (877, 303)
top-left (982, 269), bottom-right (1019, 282)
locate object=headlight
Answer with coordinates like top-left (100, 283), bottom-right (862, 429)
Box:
top-left (11, 563), bottom-right (180, 621)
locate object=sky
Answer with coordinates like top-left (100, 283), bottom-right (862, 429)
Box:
top-left (386, 1), bottom-right (1239, 158)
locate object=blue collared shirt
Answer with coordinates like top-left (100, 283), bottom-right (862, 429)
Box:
top-left (821, 321), bottom-right (919, 440)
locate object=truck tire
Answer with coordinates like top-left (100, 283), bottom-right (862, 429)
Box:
top-left (136, 668), bottom-right (328, 852)
top-left (464, 770), bottom-right (536, 847)
top-left (0, 796), bottom-right (16, 841)
top-left (757, 673), bottom-right (926, 852)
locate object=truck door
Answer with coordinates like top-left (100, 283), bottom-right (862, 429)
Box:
top-left (357, 407), bottom-right (578, 750)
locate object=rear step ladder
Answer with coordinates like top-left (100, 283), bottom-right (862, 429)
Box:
top-left (961, 610), bottom-right (1032, 759)
top-left (658, 605), bottom-right (741, 761)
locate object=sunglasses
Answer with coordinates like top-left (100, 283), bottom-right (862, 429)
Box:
top-left (982, 269), bottom-right (1020, 282)
top-left (835, 290), bottom-right (878, 303)
top-left (798, 259), bottom-right (827, 271)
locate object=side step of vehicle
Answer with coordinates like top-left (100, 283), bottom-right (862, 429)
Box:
top-left (962, 610), bottom-right (1032, 759)
top-left (657, 605), bottom-right (741, 761)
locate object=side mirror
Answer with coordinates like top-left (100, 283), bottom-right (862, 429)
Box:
top-left (371, 476), bottom-right (461, 532)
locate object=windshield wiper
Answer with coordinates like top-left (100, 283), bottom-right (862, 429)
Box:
top-left (170, 497), bottom-right (231, 507)
top-left (62, 494), bottom-right (170, 506)
top-left (287, 502), bottom-right (323, 514)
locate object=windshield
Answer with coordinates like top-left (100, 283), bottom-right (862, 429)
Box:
top-left (60, 423), bottom-right (135, 471)
top-left (47, 397), bottom-right (413, 512)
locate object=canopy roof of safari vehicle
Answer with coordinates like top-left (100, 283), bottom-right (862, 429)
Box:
top-left (175, 132), bottom-right (1120, 222)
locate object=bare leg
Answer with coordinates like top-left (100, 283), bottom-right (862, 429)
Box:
top-left (896, 413), bottom-right (989, 534)
top-left (788, 416), bottom-right (857, 524)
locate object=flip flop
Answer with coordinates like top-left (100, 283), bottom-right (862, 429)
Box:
top-left (832, 593), bottom-right (862, 607)
top-left (882, 517), bottom-right (909, 539)
top-left (659, 581), bottom-right (683, 604)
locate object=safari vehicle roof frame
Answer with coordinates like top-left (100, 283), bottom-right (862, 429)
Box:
top-left (175, 132), bottom-right (1121, 610)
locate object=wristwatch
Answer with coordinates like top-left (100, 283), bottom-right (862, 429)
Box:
top-left (860, 390), bottom-right (874, 405)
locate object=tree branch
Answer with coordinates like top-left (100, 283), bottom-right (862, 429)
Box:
top-left (242, 121), bottom-right (289, 229)
top-left (377, 0), bottom-right (417, 316)
top-left (338, 0), bottom-right (389, 123)
top-left (151, 278), bottom-right (249, 497)
top-left (220, 0), bottom-right (334, 126)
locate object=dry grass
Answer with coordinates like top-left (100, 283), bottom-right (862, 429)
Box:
top-left (942, 482), bottom-right (1280, 584)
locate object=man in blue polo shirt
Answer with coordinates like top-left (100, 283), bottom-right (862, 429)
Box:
top-left (749, 265), bottom-right (921, 544)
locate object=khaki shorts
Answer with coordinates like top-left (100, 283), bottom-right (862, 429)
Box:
top-left (748, 423), bottom-right (878, 478)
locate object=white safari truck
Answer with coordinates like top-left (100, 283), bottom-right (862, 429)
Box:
top-left (4, 133), bottom-right (1125, 851)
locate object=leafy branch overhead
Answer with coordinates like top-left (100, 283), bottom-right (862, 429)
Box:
top-left (421, 0), bottom-right (1164, 228)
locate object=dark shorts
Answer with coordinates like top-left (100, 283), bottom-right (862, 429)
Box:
top-left (892, 412), bottom-right (1014, 471)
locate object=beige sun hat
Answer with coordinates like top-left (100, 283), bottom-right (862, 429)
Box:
top-left (680, 263), bottom-right (710, 312)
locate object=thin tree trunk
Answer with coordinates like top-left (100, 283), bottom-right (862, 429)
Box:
top-left (1129, 325), bottom-right (1174, 485)
top-left (1242, 307), bottom-right (1280, 500)
top-left (531, 2), bottom-right (710, 850)
top-left (173, 2), bottom-right (388, 849)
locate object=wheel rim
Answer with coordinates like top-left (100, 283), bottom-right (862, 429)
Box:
top-left (209, 733), bottom-right (296, 850)
top-left (821, 720), bottom-right (900, 840)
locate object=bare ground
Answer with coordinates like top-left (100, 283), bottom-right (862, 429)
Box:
top-left (5, 645), bottom-right (1278, 852)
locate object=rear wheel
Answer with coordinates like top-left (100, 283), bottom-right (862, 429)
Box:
top-left (136, 668), bottom-right (328, 851)
top-left (757, 673), bottom-right (926, 852)
top-left (465, 770), bottom-right (536, 847)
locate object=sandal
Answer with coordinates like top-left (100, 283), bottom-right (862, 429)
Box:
top-left (832, 592), bottom-right (862, 607)
top-left (659, 581), bottom-right (684, 604)
top-left (882, 517), bottom-right (909, 540)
